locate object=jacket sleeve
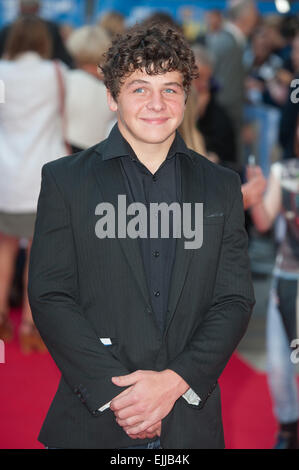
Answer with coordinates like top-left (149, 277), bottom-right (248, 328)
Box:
top-left (28, 163), bottom-right (130, 416)
top-left (167, 173), bottom-right (255, 407)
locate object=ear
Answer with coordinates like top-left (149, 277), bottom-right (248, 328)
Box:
top-left (107, 89), bottom-right (118, 112)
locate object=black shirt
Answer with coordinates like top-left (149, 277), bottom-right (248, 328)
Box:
top-left (102, 124), bottom-right (192, 332)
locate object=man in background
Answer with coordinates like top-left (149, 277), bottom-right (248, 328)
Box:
top-left (206, 0), bottom-right (259, 164)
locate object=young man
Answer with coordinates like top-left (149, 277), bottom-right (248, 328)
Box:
top-left (28, 24), bottom-right (255, 449)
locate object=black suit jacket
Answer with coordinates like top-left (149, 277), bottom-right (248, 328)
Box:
top-left (28, 138), bottom-right (255, 449)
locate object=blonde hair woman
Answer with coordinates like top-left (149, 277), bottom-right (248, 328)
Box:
top-left (178, 85), bottom-right (219, 163)
top-left (65, 25), bottom-right (114, 152)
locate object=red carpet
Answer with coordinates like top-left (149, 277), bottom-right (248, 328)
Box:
top-left (0, 308), bottom-right (280, 449)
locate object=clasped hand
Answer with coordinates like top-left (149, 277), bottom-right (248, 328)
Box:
top-left (110, 369), bottom-right (188, 440)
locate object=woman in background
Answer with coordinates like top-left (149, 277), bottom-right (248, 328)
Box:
top-left (0, 16), bottom-right (68, 352)
top-left (65, 25), bottom-right (114, 152)
top-left (178, 85), bottom-right (208, 158)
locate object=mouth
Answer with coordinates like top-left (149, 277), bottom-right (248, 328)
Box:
top-left (140, 118), bottom-right (170, 125)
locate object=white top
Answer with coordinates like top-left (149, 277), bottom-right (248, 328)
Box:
top-left (65, 69), bottom-right (114, 150)
top-left (0, 52), bottom-right (68, 213)
top-left (270, 160), bottom-right (299, 278)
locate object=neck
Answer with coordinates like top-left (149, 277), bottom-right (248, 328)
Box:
top-left (117, 121), bottom-right (175, 174)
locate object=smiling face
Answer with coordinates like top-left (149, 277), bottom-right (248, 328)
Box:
top-left (107, 69), bottom-right (186, 149)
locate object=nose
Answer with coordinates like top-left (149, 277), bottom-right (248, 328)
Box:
top-left (146, 91), bottom-right (166, 112)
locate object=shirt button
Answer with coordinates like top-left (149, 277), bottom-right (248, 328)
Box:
top-left (153, 250), bottom-right (160, 258)
top-left (154, 290), bottom-right (160, 297)
top-left (152, 174), bottom-right (157, 182)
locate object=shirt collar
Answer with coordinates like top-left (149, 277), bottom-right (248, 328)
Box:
top-left (101, 123), bottom-right (193, 162)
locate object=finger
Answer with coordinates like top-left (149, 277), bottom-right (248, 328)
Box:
top-left (127, 433), bottom-right (140, 440)
top-left (110, 385), bottom-right (132, 404)
top-left (246, 166), bottom-right (252, 179)
top-left (127, 432), bottom-right (155, 440)
top-left (120, 418), bottom-right (161, 438)
top-left (116, 412), bottom-right (143, 427)
top-left (246, 165), bottom-right (258, 180)
top-left (110, 389), bottom-right (136, 412)
top-left (142, 419), bottom-right (161, 432)
top-left (124, 420), bottom-right (152, 435)
top-left (144, 423), bottom-right (160, 434)
top-left (112, 371), bottom-right (139, 387)
top-left (254, 166), bottom-right (263, 176)
top-left (127, 429), bottom-right (158, 440)
top-left (144, 432), bottom-right (157, 439)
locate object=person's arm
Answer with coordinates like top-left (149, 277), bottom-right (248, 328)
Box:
top-left (166, 173), bottom-right (255, 405)
top-left (248, 166), bottom-right (282, 232)
top-left (241, 166), bottom-right (267, 210)
top-left (28, 163), bottom-right (130, 416)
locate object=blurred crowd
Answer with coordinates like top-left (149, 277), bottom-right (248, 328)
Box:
top-left (0, 0), bottom-right (299, 449)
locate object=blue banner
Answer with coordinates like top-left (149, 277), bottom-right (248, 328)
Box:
top-left (94, 0), bottom-right (299, 24)
top-left (94, 0), bottom-right (227, 26)
top-left (0, 0), bottom-right (18, 27)
top-left (1, 0), bottom-right (299, 29)
top-left (41, 0), bottom-right (85, 26)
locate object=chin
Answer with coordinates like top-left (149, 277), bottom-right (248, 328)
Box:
top-left (136, 126), bottom-right (176, 144)
top-left (139, 134), bottom-right (173, 145)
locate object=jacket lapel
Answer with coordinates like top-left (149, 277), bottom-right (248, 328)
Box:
top-left (164, 155), bottom-right (205, 336)
top-left (93, 155), bottom-right (151, 308)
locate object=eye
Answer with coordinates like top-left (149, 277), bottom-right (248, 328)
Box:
top-left (164, 88), bottom-right (176, 94)
top-left (133, 87), bottom-right (145, 93)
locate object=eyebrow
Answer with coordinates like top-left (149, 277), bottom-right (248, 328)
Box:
top-left (164, 82), bottom-right (183, 89)
top-left (126, 79), bottom-right (183, 89)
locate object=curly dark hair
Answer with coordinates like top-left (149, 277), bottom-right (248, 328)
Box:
top-left (99, 23), bottom-right (198, 101)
